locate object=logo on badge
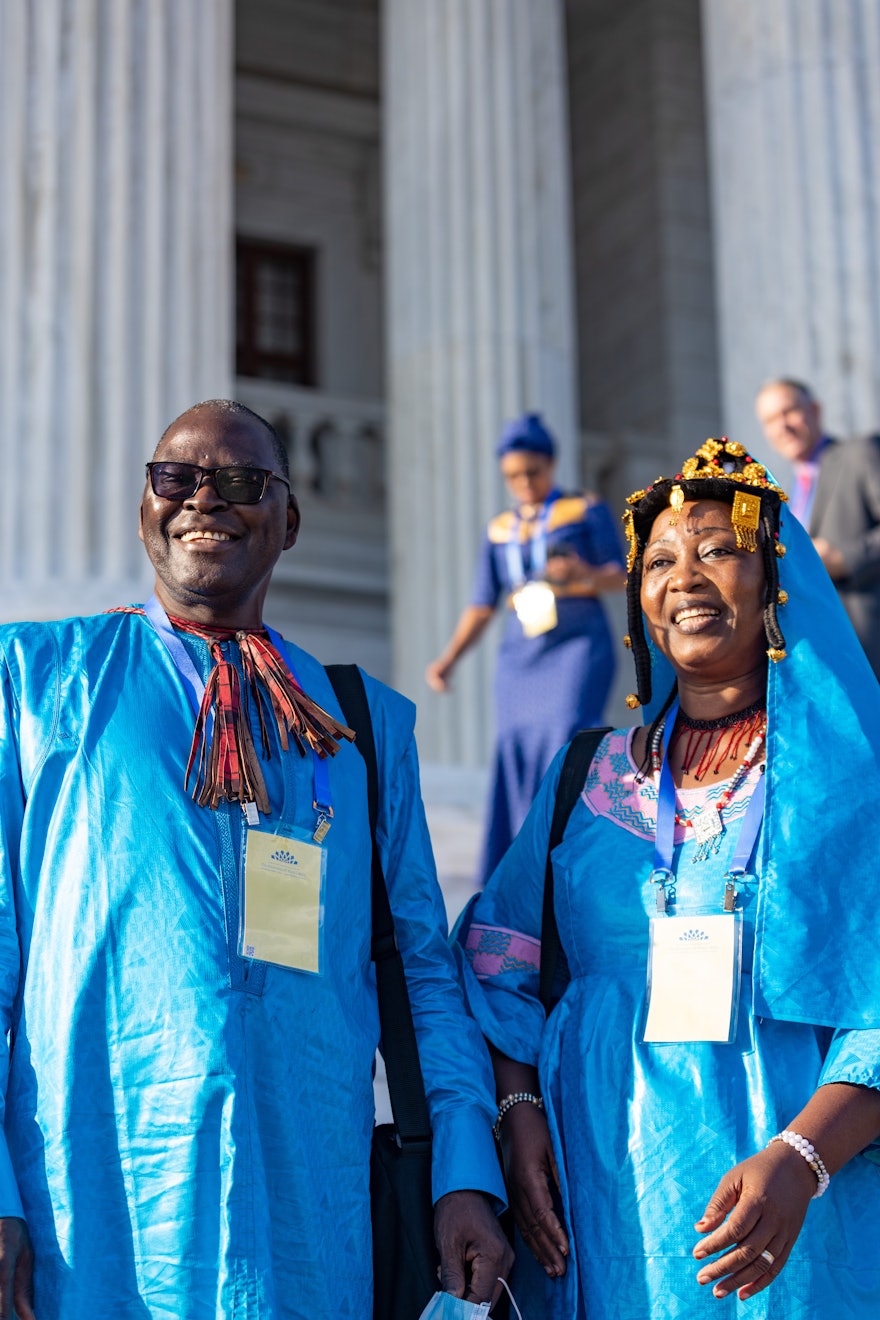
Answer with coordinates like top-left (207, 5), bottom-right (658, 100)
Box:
top-left (679, 928), bottom-right (709, 942)
top-left (271, 848), bottom-right (299, 865)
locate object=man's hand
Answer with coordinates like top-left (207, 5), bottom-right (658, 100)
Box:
top-left (812, 536), bottom-right (850, 580)
top-left (434, 1190), bottom-right (513, 1307)
top-left (0, 1217), bottom-right (35, 1319)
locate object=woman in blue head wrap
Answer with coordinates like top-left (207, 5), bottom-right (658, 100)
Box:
top-left (453, 438), bottom-right (880, 1318)
top-left (426, 412), bottom-right (625, 886)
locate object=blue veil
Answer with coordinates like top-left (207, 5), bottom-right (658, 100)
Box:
top-left (757, 506), bottom-right (880, 1027)
top-left (638, 481), bottom-right (880, 1029)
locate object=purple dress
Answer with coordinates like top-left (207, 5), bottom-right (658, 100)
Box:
top-left (471, 490), bottom-right (623, 883)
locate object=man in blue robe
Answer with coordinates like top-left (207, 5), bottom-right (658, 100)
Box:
top-left (0, 400), bottom-right (509, 1317)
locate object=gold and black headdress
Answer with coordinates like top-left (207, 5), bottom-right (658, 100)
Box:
top-left (623, 437), bottom-right (789, 709)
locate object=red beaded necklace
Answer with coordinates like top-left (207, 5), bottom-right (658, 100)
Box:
top-left (650, 702), bottom-right (767, 833)
top-left (671, 699), bottom-right (766, 780)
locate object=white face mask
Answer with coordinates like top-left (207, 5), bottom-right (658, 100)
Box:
top-left (417, 1294), bottom-right (491, 1320)
top-left (417, 1279), bottom-right (523, 1320)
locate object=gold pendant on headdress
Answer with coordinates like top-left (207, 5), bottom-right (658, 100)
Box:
top-left (696, 438), bottom-right (723, 462)
top-left (668, 484), bottom-right (685, 527)
top-left (622, 507), bottom-right (638, 572)
top-left (731, 491), bottom-right (761, 552)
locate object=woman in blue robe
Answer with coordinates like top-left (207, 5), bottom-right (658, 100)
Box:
top-left (426, 413), bottom-right (625, 885)
top-left (454, 438), bottom-right (880, 1317)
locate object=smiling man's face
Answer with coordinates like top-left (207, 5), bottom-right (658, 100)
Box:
top-left (139, 404), bottom-right (299, 628)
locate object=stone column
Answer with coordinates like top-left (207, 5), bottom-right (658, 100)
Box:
top-left (701, 0), bottom-right (880, 468)
top-left (383, 0), bottom-right (579, 766)
top-left (0, 0), bottom-right (233, 621)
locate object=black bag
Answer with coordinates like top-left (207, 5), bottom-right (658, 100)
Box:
top-left (539, 727), bottom-right (611, 1011)
top-left (496, 727), bottom-right (609, 1267)
top-left (325, 665), bottom-right (439, 1320)
top-left (370, 1124), bottom-right (437, 1314)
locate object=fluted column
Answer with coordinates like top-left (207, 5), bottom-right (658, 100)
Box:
top-left (701, 0), bottom-right (880, 464)
top-left (0, 0), bottom-right (233, 621)
top-left (383, 0), bottom-right (579, 766)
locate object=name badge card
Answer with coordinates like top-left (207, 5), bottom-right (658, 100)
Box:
top-left (512, 581), bottom-right (558, 637)
top-left (641, 912), bottom-right (742, 1043)
top-left (241, 828), bottom-right (327, 974)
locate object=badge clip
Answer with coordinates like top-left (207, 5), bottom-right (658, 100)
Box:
top-left (652, 868), bottom-right (674, 913)
top-left (313, 803), bottom-right (333, 843)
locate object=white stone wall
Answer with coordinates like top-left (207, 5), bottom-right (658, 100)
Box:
top-left (235, 0), bottom-right (379, 96)
top-left (235, 71), bottom-right (384, 400)
top-left (702, 0), bottom-right (880, 465)
top-left (384, 0), bottom-right (580, 765)
top-left (233, 0), bottom-right (389, 674)
top-left (236, 378), bottom-right (391, 680)
top-left (0, 0), bottom-right (233, 622)
top-left (567, 0), bottom-right (721, 467)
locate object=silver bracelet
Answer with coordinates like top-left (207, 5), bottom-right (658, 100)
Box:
top-left (768, 1129), bottom-right (831, 1197)
top-left (493, 1091), bottom-right (543, 1141)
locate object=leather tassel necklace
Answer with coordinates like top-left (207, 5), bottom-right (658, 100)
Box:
top-left (111, 606), bottom-right (354, 811)
top-left (172, 616), bottom-right (355, 811)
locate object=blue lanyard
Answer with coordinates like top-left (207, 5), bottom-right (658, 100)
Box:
top-left (504, 489), bottom-right (561, 585)
top-left (143, 596), bottom-right (332, 818)
top-left (144, 595), bottom-right (205, 718)
top-left (652, 699), bottom-right (765, 911)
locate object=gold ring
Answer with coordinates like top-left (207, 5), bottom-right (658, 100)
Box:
top-left (760, 1249), bottom-right (775, 1266)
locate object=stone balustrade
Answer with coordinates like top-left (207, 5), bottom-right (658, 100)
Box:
top-left (235, 380), bottom-right (391, 679)
top-left (234, 379), bottom-right (386, 515)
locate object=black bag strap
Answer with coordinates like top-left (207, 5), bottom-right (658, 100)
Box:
top-left (324, 664), bottom-right (432, 1146)
top-left (539, 727), bottom-right (611, 1013)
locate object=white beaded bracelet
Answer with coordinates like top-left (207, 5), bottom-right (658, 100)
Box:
top-left (493, 1092), bottom-right (543, 1140)
top-left (768, 1129), bottom-right (831, 1197)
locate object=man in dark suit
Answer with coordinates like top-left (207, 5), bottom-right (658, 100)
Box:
top-left (755, 377), bottom-right (880, 676)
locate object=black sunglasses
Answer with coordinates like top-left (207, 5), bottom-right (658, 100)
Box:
top-left (146, 462), bottom-right (290, 505)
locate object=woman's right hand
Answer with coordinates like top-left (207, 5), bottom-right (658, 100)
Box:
top-left (425, 658), bottom-right (453, 692)
top-left (498, 1101), bottom-right (570, 1276)
top-left (424, 606), bottom-right (495, 693)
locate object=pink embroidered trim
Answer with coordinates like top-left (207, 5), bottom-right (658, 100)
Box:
top-left (581, 726), bottom-right (764, 843)
top-left (581, 728), bottom-right (656, 840)
top-left (464, 923), bottom-right (541, 980)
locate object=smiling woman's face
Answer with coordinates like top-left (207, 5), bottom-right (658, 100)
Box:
top-left (640, 499), bottom-right (767, 685)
